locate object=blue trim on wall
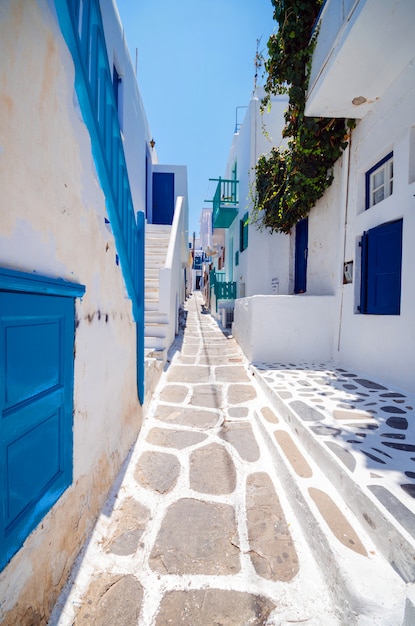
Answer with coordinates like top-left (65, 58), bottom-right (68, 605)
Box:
top-left (54, 0), bottom-right (145, 403)
top-left (0, 267), bottom-right (85, 298)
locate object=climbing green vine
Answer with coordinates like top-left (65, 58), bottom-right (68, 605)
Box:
top-left (252, 0), bottom-right (355, 234)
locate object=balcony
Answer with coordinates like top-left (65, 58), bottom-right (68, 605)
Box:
top-left (206, 177), bottom-right (238, 229)
top-left (305, 0), bottom-right (415, 119)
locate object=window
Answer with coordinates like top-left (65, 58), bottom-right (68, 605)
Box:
top-left (239, 212), bottom-right (248, 252)
top-left (360, 219), bottom-right (402, 315)
top-left (235, 250), bottom-right (239, 267)
top-left (365, 152), bottom-right (393, 209)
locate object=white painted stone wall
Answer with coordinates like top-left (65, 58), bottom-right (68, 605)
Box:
top-left (334, 58), bottom-right (415, 392)
top-left (0, 0), bottom-right (152, 621)
top-left (229, 33), bottom-right (415, 394)
top-left (233, 295), bottom-right (336, 363)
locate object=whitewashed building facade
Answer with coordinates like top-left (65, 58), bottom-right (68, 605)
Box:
top-left (0, 0), bottom-right (188, 622)
top-left (216, 0), bottom-right (415, 393)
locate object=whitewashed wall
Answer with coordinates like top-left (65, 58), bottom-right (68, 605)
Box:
top-left (224, 91), bottom-right (291, 297)
top-left (334, 59), bottom-right (415, 392)
top-left (233, 295), bottom-right (336, 363)
top-left (0, 0), bottom-right (151, 621)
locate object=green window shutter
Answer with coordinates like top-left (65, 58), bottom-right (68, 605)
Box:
top-left (240, 212), bottom-right (249, 252)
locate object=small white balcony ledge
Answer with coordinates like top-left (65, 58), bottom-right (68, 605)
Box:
top-left (305, 0), bottom-right (415, 119)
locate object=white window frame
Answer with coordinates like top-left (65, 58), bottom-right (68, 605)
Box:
top-left (366, 152), bottom-right (393, 209)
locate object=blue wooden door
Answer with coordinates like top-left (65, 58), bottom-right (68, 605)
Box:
top-left (152, 172), bottom-right (174, 224)
top-left (361, 219), bottom-right (403, 314)
top-left (294, 217), bottom-right (308, 294)
top-left (0, 290), bottom-right (75, 570)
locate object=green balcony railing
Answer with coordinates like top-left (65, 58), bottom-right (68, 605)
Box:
top-left (205, 177), bottom-right (238, 228)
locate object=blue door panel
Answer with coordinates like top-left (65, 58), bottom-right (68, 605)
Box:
top-left (4, 319), bottom-right (62, 409)
top-left (0, 290), bottom-right (75, 571)
top-left (6, 410), bottom-right (60, 530)
top-left (294, 218), bottom-right (308, 294)
top-left (152, 172), bottom-right (174, 225)
top-left (365, 219), bottom-right (402, 314)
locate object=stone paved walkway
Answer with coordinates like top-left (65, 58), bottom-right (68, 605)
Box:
top-left (49, 293), bottom-right (412, 626)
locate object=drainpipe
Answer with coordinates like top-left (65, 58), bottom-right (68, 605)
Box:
top-left (337, 129), bottom-right (353, 353)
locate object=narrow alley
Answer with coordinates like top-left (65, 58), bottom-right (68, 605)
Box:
top-left (48, 292), bottom-right (414, 625)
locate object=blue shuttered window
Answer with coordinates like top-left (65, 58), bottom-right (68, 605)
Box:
top-left (360, 219), bottom-right (403, 315)
top-left (0, 269), bottom-right (84, 571)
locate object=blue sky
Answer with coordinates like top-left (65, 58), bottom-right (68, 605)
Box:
top-left (116, 0), bottom-right (276, 237)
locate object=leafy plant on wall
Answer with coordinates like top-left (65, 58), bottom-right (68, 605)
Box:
top-left (252, 0), bottom-right (355, 234)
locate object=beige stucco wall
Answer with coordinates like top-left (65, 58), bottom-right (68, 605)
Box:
top-left (0, 1), bottom-right (143, 622)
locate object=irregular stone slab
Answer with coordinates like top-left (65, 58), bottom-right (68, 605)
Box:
top-left (181, 344), bottom-right (199, 356)
top-left (134, 451), bottom-right (180, 493)
top-left (146, 427), bottom-right (207, 449)
top-left (154, 404), bottom-right (220, 429)
top-left (215, 365), bottom-right (250, 383)
top-left (382, 442), bottom-right (415, 452)
top-left (246, 472), bottom-right (299, 581)
top-left (386, 416), bottom-right (408, 430)
top-left (159, 384), bottom-right (188, 403)
top-left (311, 424), bottom-right (342, 437)
top-left (74, 574), bottom-right (143, 625)
top-left (199, 356), bottom-right (236, 365)
top-left (333, 408), bottom-right (375, 421)
top-left (104, 498), bottom-right (150, 556)
top-left (355, 378), bottom-right (387, 390)
top-left (381, 405), bottom-right (407, 414)
top-left (190, 384), bottom-right (223, 409)
top-left (361, 450), bottom-right (386, 464)
top-left (274, 431), bottom-right (312, 478)
top-left (325, 442), bottom-right (356, 472)
top-left (290, 400), bottom-right (324, 422)
top-left (228, 406), bottom-right (249, 418)
top-left (220, 423), bottom-right (260, 462)
top-left (261, 406), bottom-right (279, 423)
top-left (369, 485), bottom-right (415, 540)
top-left (402, 484), bottom-right (415, 498)
top-left (190, 443), bottom-right (236, 494)
top-left (149, 499), bottom-right (240, 575)
top-left (167, 365), bottom-right (210, 383)
top-left (308, 488), bottom-right (367, 556)
top-left (177, 356), bottom-right (196, 365)
top-left (155, 589), bottom-right (275, 626)
top-left (228, 383), bottom-right (257, 405)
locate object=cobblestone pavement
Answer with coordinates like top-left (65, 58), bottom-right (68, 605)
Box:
top-left (49, 293), bottom-right (413, 626)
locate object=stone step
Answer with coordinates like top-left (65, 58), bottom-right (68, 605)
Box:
top-left (145, 311), bottom-right (169, 324)
top-left (252, 366), bottom-right (415, 584)
top-left (144, 323), bottom-right (167, 339)
top-left (144, 347), bottom-right (166, 363)
top-left (144, 335), bottom-right (166, 351)
top-left (253, 404), bottom-right (406, 619)
top-left (145, 301), bottom-right (160, 312)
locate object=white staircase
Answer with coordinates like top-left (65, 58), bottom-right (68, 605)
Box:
top-left (144, 224), bottom-right (171, 362)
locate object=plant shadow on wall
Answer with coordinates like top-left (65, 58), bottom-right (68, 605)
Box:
top-left (251, 0), bottom-right (355, 234)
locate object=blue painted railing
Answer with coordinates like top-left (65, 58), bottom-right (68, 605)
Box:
top-left (55, 0), bottom-right (144, 403)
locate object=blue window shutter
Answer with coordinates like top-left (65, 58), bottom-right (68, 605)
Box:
top-left (362, 219), bottom-right (402, 315)
top-left (360, 231), bottom-right (369, 313)
top-left (0, 281), bottom-right (79, 571)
